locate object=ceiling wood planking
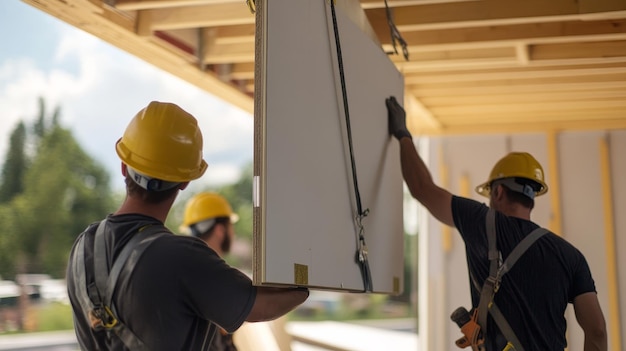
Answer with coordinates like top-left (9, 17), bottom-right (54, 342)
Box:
top-left (114, 0), bottom-right (244, 11)
top-left (142, 4), bottom-right (255, 31)
top-left (21, 0), bottom-right (626, 134)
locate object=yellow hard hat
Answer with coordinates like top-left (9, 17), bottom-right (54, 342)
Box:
top-left (475, 152), bottom-right (548, 198)
top-left (115, 101), bottom-right (208, 183)
top-left (182, 192), bottom-right (238, 229)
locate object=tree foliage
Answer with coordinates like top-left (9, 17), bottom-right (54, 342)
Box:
top-left (0, 98), bottom-right (115, 279)
top-left (220, 162), bottom-right (253, 242)
top-left (0, 121), bottom-right (28, 202)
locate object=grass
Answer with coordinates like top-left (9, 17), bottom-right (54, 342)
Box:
top-left (34, 302), bottom-right (74, 331)
top-left (1, 302), bottom-right (74, 334)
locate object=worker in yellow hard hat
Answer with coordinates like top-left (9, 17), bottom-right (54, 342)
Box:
top-left (181, 192), bottom-right (239, 257)
top-left (385, 96), bottom-right (606, 351)
top-left (181, 192), bottom-right (241, 351)
top-left (66, 101), bottom-right (309, 351)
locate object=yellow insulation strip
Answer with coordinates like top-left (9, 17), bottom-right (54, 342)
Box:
top-left (599, 136), bottom-right (622, 351)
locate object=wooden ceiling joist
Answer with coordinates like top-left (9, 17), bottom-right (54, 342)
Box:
top-left (21, 0), bottom-right (626, 135)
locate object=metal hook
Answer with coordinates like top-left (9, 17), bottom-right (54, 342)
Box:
top-left (246, 0), bottom-right (256, 14)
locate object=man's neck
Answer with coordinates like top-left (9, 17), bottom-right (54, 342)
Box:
top-left (115, 195), bottom-right (175, 223)
top-left (498, 203), bottom-right (531, 221)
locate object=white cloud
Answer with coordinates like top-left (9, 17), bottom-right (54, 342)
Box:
top-left (0, 11), bottom-right (253, 192)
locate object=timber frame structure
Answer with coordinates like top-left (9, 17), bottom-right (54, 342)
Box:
top-left (22, 0), bottom-right (626, 135)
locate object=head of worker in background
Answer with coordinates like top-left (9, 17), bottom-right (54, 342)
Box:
top-left (181, 192), bottom-right (239, 257)
top-left (115, 101), bottom-right (208, 210)
top-left (475, 152), bottom-right (548, 215)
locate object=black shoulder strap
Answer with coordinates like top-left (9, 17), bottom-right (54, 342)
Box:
top-left (475, 209), bottom-right (548, 351)
top-left (95, 221), bottom-right (166, 309)
top-left (88, 219), bottom-right (167, 350)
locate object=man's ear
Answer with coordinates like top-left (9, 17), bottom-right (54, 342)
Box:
top-left (213, 222), bottom-right (225, 240)
top-left (493, 184), bottom-right (504, 200)
top-left (121, 163), bottom-right (127, 176)
top-left (179, 182), bottom-right (190, 191)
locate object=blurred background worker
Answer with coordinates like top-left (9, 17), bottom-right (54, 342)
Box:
top-left (181, 192), bottom-right (241, 351)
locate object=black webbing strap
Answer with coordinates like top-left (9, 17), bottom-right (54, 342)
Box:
top-left (73, 221), bottom-right (215, 350)
top-left (474, 209), bottom-right (548, 351)
top-left (328, 0), bottom-right (372, 292)
top-left (476, 209), bottom-right (500, 336)
top-left (91, 220), bottom-right (167, 350)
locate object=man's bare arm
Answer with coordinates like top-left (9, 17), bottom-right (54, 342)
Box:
top-left (246, 287), bottom-right (309, 322)
top-left (573, 292), bottom-right (607, 351)
top-left (387, 96), bottom-right (454, 227)
top-left (399, 137), bottom-right (454, 227)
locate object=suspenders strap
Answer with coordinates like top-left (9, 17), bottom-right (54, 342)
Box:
top-left (76, 220), bottom-right (167, 350)
top-left (475, 209), bottom-right (548, 351)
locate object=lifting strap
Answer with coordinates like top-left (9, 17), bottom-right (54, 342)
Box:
top-left (72, 220), bottom-right (168, 350)
top-left (473, 209), bottom-right (548, 351)
top-left (328, 0), bottom-right (372, 292)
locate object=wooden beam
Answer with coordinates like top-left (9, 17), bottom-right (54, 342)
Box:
top-left (404, 66), bottom-right (626, 84)
top-left (229, 62), bottom-right (255, 80)
top-left (213, 24), bottom-right (256, 45)
top-left (410, 80), bottom-right (626, 97)
top-left (22, 0), bottom-right (253, 113)
top-left (371, 19), bottom-right (626, 47)
top-left (599, 135), bottom-right (624, 351)
top-left (359, 0), bottom-right (477, 10)
top-left (144, 3), bottom-right (254, 31)
top-left (532, 40), bottom-right (626, 60)
top-left (405, 66), bottom-right (626, 86)
top-left (115, 0), bottom-right (243, 11)
top-left (420, 89), bottom-right (626, 106)
top-left (365, 0), bottom-right (626, 31)
top-left (203, 43), bottom-right (255, 64)
top-left (431, 99), bottom-right (626, 116)
top-left (422, 117), bottom-right (626, 135)
top-left (546, 131), bottom-right (563, 236)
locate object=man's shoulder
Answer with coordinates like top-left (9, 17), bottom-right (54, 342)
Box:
top-left (452, 195), bottom-right (487, 210)
top-left (451, 195), bottom-right (489, 224)
top-left (141, 232), bottom-right (219, 262)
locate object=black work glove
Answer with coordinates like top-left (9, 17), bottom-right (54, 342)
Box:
top-left (385, 96), bottom-right (412, 140)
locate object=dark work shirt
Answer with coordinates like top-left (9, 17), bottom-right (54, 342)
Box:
top-left (67, 214), bottom-right (256, 351)
top-left (451, 196), bottom-right (596, 351)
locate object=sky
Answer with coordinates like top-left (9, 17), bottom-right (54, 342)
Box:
top-left (0, 1), bottom-right (254, 193)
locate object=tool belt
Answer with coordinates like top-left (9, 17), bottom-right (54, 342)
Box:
top-left (450, 307), bottom-right (485, 351)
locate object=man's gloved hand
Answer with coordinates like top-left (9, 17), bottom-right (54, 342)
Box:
top-left (385, 96), bottom-right (412, 140)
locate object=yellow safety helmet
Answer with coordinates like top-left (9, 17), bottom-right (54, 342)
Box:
top-left (181, 192), bottom-right (239, 229)
top-left (475, 152), bottom-right (548, 198)
top-left (115, 101), bottom-right (208, 183)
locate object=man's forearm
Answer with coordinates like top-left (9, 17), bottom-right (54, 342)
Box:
top-left (400, 137), bottom-right (434, 200)
top-left (584, 338), bottom-right (607, 351)
top-left (247, 287), bottom-right (309, 322)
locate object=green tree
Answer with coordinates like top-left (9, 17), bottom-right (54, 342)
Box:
top-left (220, 162), bottom-right (253, 242)
top-left (0, 121), bottom-right (28, 203)
top-left (0, 204), bottom-right (20, 278)
top-left (0, 98), bottom-right (116, 278)
top-left (16, 125), bottom-right (114, 277)
top-left (32, 97), bottom-right (49, 139)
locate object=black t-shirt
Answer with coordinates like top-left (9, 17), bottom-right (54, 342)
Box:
top-left (451, 196), bottom-right (596, 351)
top-left (67, 214), bottom-right (256, 351)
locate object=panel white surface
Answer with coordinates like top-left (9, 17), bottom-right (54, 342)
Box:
top-left (253, 0), bottom-right (404, 293)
